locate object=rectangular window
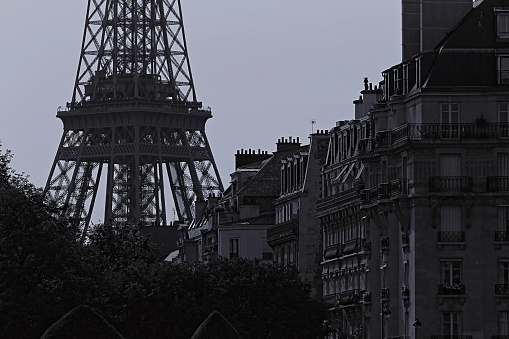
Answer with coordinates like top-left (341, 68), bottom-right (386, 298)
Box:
top-left (229, 238), bottom-right (239, 259)
top-left (498, 12), bottom-right (509, 38)
top-left (441, 103), bottom-right (460, 138)
top-left (443, 312), bottom-right (462, 336)
top-left (441, 260), bottom-right (462, 285)
top-left (440, 206), bottom-right (461, 233)
top-left (440, 154), bottom-right (461, 177)
top-left (500, 311), bottom-right (509, 335)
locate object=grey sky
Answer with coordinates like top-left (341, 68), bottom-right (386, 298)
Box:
top-left (0, 0), bottom-right (401, 189)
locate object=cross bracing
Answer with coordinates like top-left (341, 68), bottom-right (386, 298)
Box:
top-left (45, 0), bottom-right (223, 234)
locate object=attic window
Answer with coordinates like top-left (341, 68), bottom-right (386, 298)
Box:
top-left (495, 9), bottom-right (509, 38)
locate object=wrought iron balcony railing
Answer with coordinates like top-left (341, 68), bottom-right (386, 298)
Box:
top-left (429, 176), bottom-right (473, 192)
top-left (431, 336), bottom-right (473, 339)
top-left (492, 335), bottom-right (509, 339)
top-left (495, 284), bottom-right (509, 295)
top-left (499, 70), bottom-right (509, 85)
top-left (438, 231), bottom-right (465, 243)
top-left (487, 177), bottom-right (509, 192)
top-left (495, 231), bottom-right (509, 242)
top-left (438, 283), bottom-right (466, 295)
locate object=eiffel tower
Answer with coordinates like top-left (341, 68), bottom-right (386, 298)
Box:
top-left (45, 0), bottom-right (223, 233)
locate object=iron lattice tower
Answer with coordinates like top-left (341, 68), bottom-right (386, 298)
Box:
top-left (45, 0), bottom-right (223, 232)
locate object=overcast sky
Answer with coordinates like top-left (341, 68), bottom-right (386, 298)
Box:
top-left (0, 0), bottom-right (401, 190)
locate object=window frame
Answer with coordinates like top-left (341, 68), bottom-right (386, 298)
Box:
top-left (229, 238), bottom-right (239, 259)
top-left (496, 9), bottom-right (509, 39)
top-left (440, 259), bottom-right (462, 285)
top-left (442, 312), bottom-right (462, 336)
top-left (441, 103), bottom-right (460, 138)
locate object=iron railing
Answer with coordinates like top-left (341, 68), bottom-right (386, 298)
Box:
top-left (487, 177), bottom-right (509, 192)
top-left (358, 123), bottom-right (509, 155)
top-left (431, 336), bottom-right (472, 339)
top-left (492, 336), bottom-right (509, 339)
top-left (499, 70), bottom-right (509, 85)
top-left (438, 231), bottom-right (465, 243)
top-left (495, 231), bottom-right (509, 241)
top-left (429, 176), bottom-right (473, 192)
top-left (438, 283), bottom-right (466, 295)
top-left (495, 284), bottom-right (509, 295)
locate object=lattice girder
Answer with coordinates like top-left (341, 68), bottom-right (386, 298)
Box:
top-left (46, 0), bottom-right (223, 233)
top-left (73, 0), bottom-right (196, 104)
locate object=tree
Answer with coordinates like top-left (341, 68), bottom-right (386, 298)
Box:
top-left (0, 145), bottom-right (329, 339)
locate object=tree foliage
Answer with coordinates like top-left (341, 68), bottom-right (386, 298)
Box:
top-left (0, 146), bottom-right (328, 339)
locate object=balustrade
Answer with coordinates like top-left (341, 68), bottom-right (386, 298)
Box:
top-left (495, 284), bottom-right (509, 295)
top-left (487, 177), bottom-right (509, 192)
top-left (429, 176), bottom-right (473, 192)
top-left (438, 283), bottom-right (466, 295)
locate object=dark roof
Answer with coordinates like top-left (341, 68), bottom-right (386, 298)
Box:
top-left (191, 311), bottom-right (243, 339)
top-left (40, 305), bottom-right (124, 339)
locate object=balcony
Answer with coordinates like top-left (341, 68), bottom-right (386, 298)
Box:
top-left (495, 284), bottom-right (509, 295)
top-left (390, 178), bottom-right (407, 196)
top-left (438, 283), bottom-right (466, 295)
top-left (487, 177), bottom-right (509, 192)
top-left (492, 336), bottom-right (509, 339)
top-left (378, 182), bottom-right (391, 199)
top-left (360, 188), bottom-right (378, 204)
top-left (324, 244), bottom-right (342, 260)
top-left (438, 231), bottom-right (465, 243)
top-left (495, 231), bottom-right (509, 242)
top-left (357, 138), bottom-right (375, 155)
top-left (342, 238), bottom-right (359, 255)
top-left (267, 219), bottom-right (298, 243)
top-left (499, 70), bottom-right (509, 85)
top-left (429, 176), bottom-right (473, 193)
top-left (338, 289), bottom-right (362, 306)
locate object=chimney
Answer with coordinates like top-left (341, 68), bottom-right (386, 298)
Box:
top-left (402, 0), bottom-right (472, 61)
top-left (234, 148), bottom-right (271, 168)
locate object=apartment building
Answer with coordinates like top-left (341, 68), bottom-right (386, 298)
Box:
top-left (318, 0), bottom-right (509, 337)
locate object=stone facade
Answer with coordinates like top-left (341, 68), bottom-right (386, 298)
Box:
top-left (319, 0), bottom-right (509, 337)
